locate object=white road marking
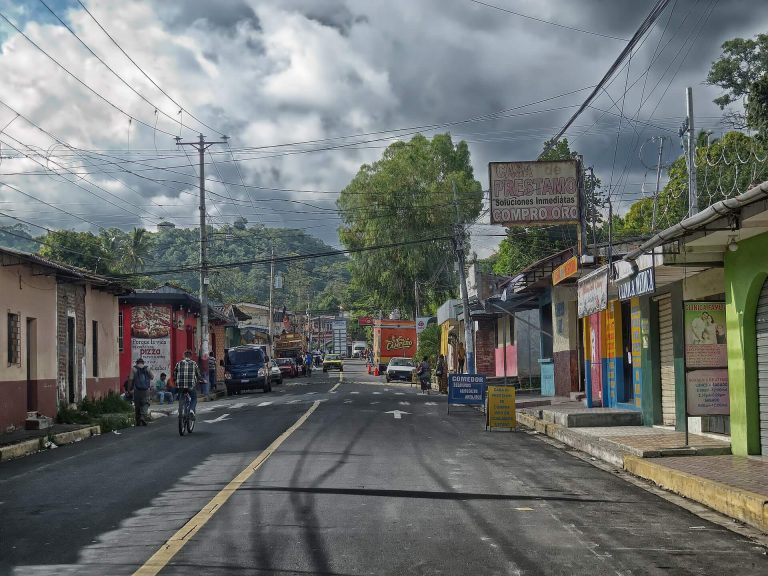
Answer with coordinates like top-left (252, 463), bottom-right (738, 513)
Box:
top-left (385, 410), bottom-right (410, 420)
top-left (350, 391), bottom-right (360, 395)
top-left (425, 402), bottom-right (437, 406)
top-left (257, 402), bottom-right (272, 407)
top-left (203, 413), bottom-right (231, 424)
top-left (370, 401), bottom-right (380, 405)
top-left (287, 400), bottom-right (301, 404)
top-left (305, 392), bottom-right (317, 395)
top-left (398, 401), bottom-right (410, 406)
top-left (229, 403), bottom-right (247, 409)
top-left (514, 507), bottom-right (534, 511)
top-left (395, 392), bottom-right (405, 396)
top-left (372, 392), bottom-right (382, 395)
top-left (344, 400), bottom-right (353, 404)
top-left (329, 382), bottom-right (341, 393)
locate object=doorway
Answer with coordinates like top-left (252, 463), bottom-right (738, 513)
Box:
top-left (26, 318), bottom-right (37, 411)
top-left (67, 316), bottom-right (76, 404)
top-left (620, 301), bottom-right (634, 403)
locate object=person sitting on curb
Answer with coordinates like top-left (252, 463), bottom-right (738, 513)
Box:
top-left (154, 372), bottom-right (173, 404)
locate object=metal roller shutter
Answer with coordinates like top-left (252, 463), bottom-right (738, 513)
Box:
top-left (756, 280), bottom-right (768, 456)
top-left (658, 295), bottom-right (676, 426)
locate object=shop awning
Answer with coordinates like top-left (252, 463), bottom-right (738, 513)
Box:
top-left (472, 291), bottom-right (541, 318)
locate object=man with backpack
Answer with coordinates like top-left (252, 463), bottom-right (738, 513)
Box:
top-left (127, 358), bottom-right (154, 426)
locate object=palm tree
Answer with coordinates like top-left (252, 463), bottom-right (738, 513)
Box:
top-left (124, 227), bottom-right (150, 273)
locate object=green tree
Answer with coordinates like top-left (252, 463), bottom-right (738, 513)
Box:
top-left (39, 230), bottom-right (108, 272)
top-left (707, 34), bottom-right (768, 128)
top-left (617, 131), bottom-right (768, 233)
top-left (337, 133), bottom-right (482, 315)
top-left (123, 227), bottom-right (151, 273)
top-left (415, 324), bottom-right (440, 365)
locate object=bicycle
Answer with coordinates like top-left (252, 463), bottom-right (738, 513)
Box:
top-left (178, 386), bottom-right (196, 436)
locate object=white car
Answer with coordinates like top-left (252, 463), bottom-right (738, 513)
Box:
top-left (385, 357), bottom-right (415, 382)
top-left (268, 360), bottom-right (283, 385)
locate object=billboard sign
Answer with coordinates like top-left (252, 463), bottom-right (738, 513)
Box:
top-left (416, 317), bottom-right (431, 334)
top-left (130, 305), bottom-right (171, 376)
top-left (684, 302), bottom-right (727, 368)
top-left (358, 316), bottom-right (374, 326)
top-left (686, 369), bottom-right (730, 416)
top-left (577, 266), bottom-right (608, 318)
top-left (489, 160), bottom-right (579, 226)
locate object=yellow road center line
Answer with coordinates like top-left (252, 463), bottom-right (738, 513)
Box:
top-left (329, 382), bottom-right (341, 393)
top-left (133, 400), bottom-right (322, 576)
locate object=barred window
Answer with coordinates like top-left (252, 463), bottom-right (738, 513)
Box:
top-left (92, 320), bottom-right (99, 378)
top-left (7, 312), bottom-right (20, 366)
top-left (118, 311), bottom-right (124, 353)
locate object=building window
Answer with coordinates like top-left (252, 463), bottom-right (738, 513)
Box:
top-left (7, 312), bottom-right (20, 366)
top-left (92, 320), bottom-right (99, 378)
top-left (118, 311), bottom-right (124, 352)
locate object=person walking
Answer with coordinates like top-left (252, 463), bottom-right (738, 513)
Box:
top-left (457, 341), bottom-right (466, 374)
top-left (127, 358), bottom-right (153, 426)
top-left (417, 355), bottom-right (431, 395)
top-left (174, 350), bottom-right (202, 416)
top-left (436, 354), bottom-right (448, 394)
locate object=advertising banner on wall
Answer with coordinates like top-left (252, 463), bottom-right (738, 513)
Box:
top-left (684, 301), bottom-right (728, 418)
top-left (686, 369), bottom-right (730, 415)
top-left (577, 266), bottom-right (608, 318)
top-left (130, 305), bottom-right (171, 376)
top-left (489, 160), bottom-right (579, 226)
top-left (684, 301), bottom-right (727, 367)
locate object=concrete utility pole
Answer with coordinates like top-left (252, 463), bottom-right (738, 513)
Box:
top-left (686, 87), bottom-right (698, 217)
top-left (176, 134), bottom-right (227, 391)
top-left (651, 136), bottom-right (665, 231)
top-left (452, 181), bottom-right (475, 374)
top-left (268, 244), bottom-right (274, 357)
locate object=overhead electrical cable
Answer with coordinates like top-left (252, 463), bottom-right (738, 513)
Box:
top-left (0, 10), bottom-right (178, 137)
top-left (74, 0), bottom-right (226, 138)
top-left (542, 0), bottom-right (673, 156)
top-left (467, 0), bottom-right (629, 41)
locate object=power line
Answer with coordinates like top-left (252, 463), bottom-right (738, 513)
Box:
top-left (0, 10), bottom-right (178, 137)
top-left (467, 0), bottom-right (629, 41)
top-left (74, 0), bottom-right (226, 137)
top-left (542, 0), bottom-right (673, 156)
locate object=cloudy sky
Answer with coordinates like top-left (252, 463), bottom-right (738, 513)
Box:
top-left (0, 0), bottom-right (766, 257)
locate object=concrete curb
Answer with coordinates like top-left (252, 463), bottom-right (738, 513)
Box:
top-left (0, 425), bottom-right (101, 462)
top-left (517, 410), bottom-right (629, 467)
top-left (624, 456), bottom-right (768, 533)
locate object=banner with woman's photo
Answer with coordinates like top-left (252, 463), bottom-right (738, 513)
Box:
top-left (683, 302), bottom-right (728, 416)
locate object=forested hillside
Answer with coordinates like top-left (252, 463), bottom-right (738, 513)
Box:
top-left (0, 222), bottom-right (350, 312)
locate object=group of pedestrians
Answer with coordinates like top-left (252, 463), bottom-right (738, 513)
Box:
top-left (124, 350), bottom-right (202, 426)
top-left (416, 353), bottom-right (450, 395)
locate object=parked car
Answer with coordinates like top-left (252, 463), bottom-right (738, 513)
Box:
top-left (276, 357), bottom-right (299, 378)
top-left (323, 353), bottom-right (344, 372)
top-left (222, 345), bottom-right (271, 395)
top-left (385, 357), bottom-right (415, 382)
top-left (268, 360), bottom-right (283, 385)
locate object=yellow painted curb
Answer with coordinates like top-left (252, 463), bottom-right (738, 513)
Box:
top-left (624, 456), bottom-right (768, 533)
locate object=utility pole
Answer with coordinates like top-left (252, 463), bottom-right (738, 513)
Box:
top-left (176, 134), bottom-right (227, 392)
top-left (686, 87), bottom-right (698, 217)
top-left (268, 244), bottom-right (274, 357)
top-left (588, 167), bottom-right (597, 252)
top-left (651, 136), bottom-right (665, 231)
top-left (452, 181), bottom-right (475, 374)
top-left (414, 279), bottom-right (419, 318)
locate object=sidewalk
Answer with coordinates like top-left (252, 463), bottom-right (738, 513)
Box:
top-left (516, 406), bottom-right (768, 533)
top-left (0, 424), bottom-right (101, 462)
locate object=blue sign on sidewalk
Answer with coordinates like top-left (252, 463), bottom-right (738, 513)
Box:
top-left (448, 374), bottom-right (486, 406)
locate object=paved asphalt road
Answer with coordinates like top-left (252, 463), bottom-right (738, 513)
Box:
top-left (1, 360), bottom-right (766, 575)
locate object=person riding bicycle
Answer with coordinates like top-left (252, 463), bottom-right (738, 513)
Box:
top-left (173, 349), bottom-right (202, 416)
